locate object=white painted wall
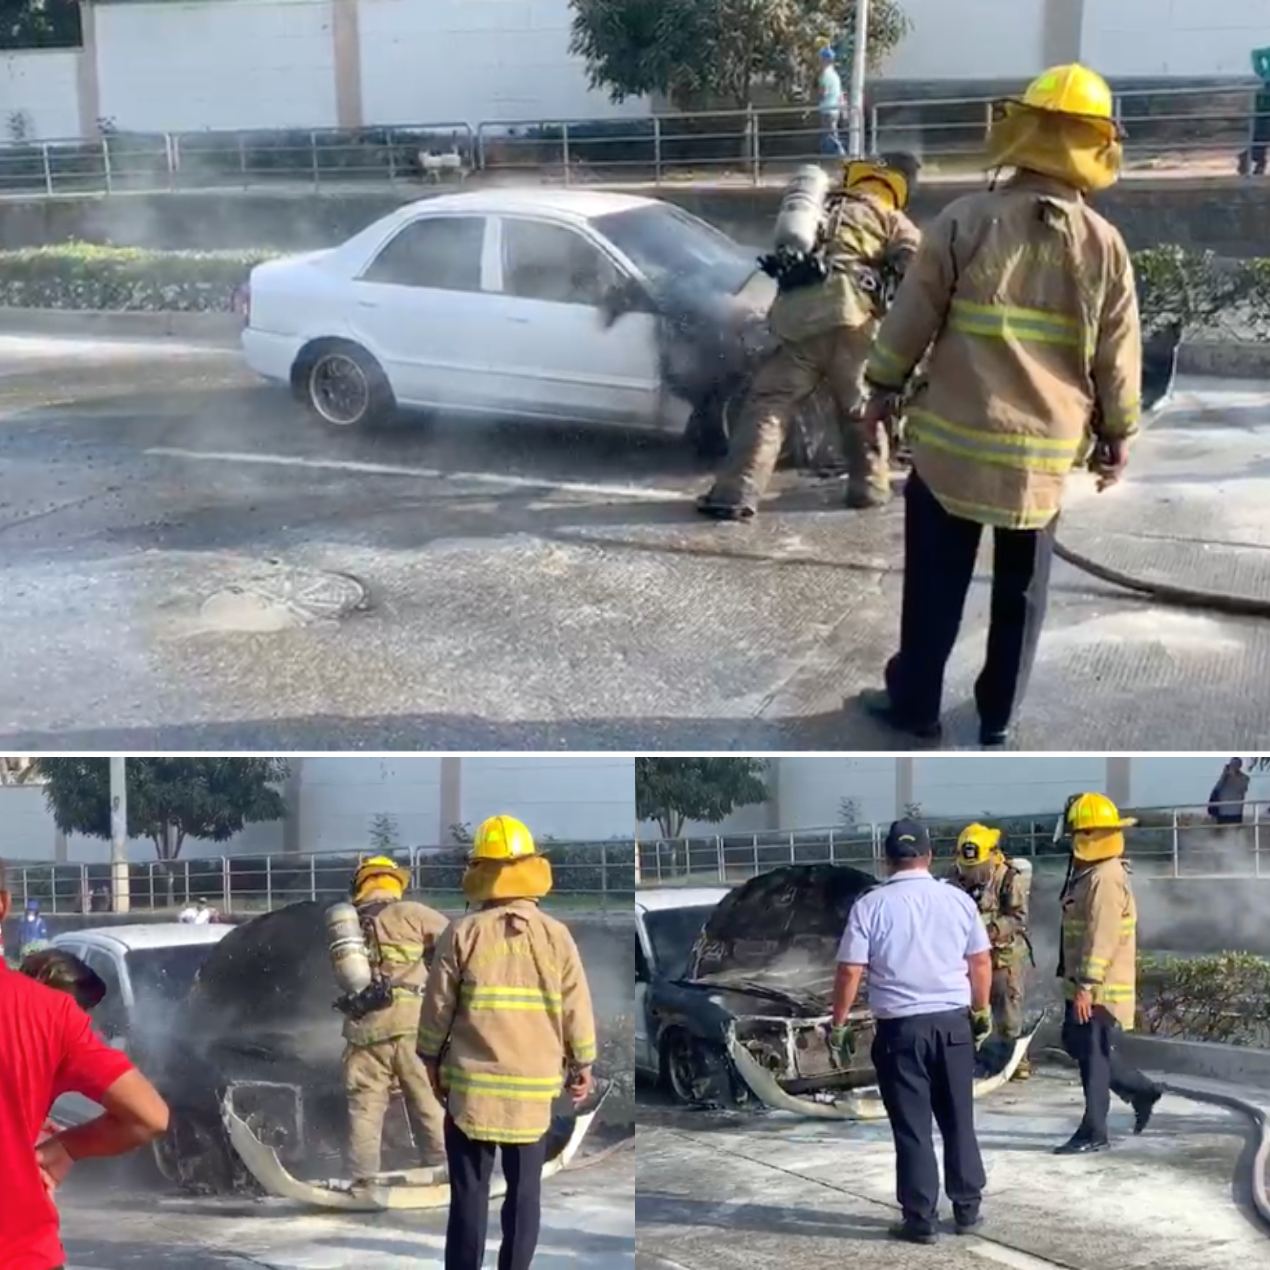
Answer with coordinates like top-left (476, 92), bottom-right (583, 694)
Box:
top-left (1082, 0), bottom-right (1270, 79)
top-left (880, 0), bottom-right (1047, 81)
top-left (0, 50), bottom-right (81, 140)
top-left (95, 0), bottom-right (339, 132)
top-left (358, 0), bottom-right (645, 125)
top-left (296, 756), bottom-right (442, 852)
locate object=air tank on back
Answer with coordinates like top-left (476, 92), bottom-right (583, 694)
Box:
top-left (326, 901), bottom-right (372, 995)
top-left (772, 165), bottom-right (832, 257)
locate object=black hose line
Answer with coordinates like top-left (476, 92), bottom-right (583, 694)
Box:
top-left (1054, 537), bottom-right (1270, 620)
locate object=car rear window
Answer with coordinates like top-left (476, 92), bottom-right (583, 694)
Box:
top-left (362, 215), bottom-right (484, 291)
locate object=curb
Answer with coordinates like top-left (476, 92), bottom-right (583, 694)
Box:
top-left (1179, 340), bottom-right (1270, 378)
top-left (0, 306), bottom-right (242, 345)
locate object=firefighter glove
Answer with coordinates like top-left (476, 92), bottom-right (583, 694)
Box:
top-left (971, 1007), bottom-right (993, 1050)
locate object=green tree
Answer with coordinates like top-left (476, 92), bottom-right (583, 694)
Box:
top-left (569, 0), bottom-right (909, 109)
top-left (38, 759), bottom-right (288, 899)
top-left (636, 758), bottom-right (768, 839)
top-left (1, 0), bottom-right (81, 50)
top-left (368, 812), bottom-right (400, 853)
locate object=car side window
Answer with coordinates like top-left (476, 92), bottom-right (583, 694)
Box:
top-left (81, 949), bottom-right (127, 1037)
top-left (635, 934), bottom-right (650, 983)
top-left (502, 219), bottom-right (620, 307)
top-left (362, 216), bottom-right (484, 291)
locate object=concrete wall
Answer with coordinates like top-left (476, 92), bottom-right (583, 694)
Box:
top-left (1082, 0), bottom-right (1270, 79)
top-left (0, 49), bottom-right (82, 140)
top-left (880, 0), bottom-right (1049, 81)
top-left (95, 0), bottom-right (340, 132)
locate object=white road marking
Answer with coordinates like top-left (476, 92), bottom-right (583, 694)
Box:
top-left (145, 446), bottom-right (687, 503)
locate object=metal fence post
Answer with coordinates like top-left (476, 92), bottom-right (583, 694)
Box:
top-left (79, 864), bottom-right (88, 913)
top-left (561, 122), bottom-right (571, 186)
top-left (164, 132), bottom-right (174, 190)
top-left (149, 863), bottom-right (155, 911)
top-left (266, 855), bottom-right (273, 911)
top-left (386, 127), bottom-right (396, 182)
top-left (750, 107), bottom-right (761, 185)
top-left (184, 859), bottom-right (190, 904)
top-left (101, 137), bottom-right (113, 194)
top-left (50, 867), bottom-right (58, 914)
top-left (828, 828), bottom-right (836, 863)
top-left (222, 856), bottom-right (231, 913)
top-left (310, 130), bottom-right (320, 190)
top-left (788, 831), bottom-right (796, 864)
top-left (238, 133), bottom-right (247, 178)
top-left (715, 836), bottom-right (725, 881)
top-left (41, 143), bottom-right (53, 196)
top-left (653, 115), bottom-right (662, 184)
top-left (600, 842), bottom-right (608, 911)
top-left (1255, 803), bottom-right (1262, 878)
top-left (19, 868), bottom-right (27, 906)
top-left (310, 855), bottom-right (317, 902)
top-left (868, 103), bottom-right (880, 154)
top-left (1171, 810), bottom-right (1180, 878)
top-left (752, 834), bottom-right (759, 876)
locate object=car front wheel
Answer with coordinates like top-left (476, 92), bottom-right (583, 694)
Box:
top-left (659, 1028), bottom-right (735, 1107)
top-left (300, 342), bottom-right (395, 430)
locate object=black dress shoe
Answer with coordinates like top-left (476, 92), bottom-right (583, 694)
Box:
top-left (979, 724), bottom-right (1010, 748)
top-left (953, 1204), bottom-right (983, 1234)
top-left (889, 1222), bottom-right (937, 1245)
top-left (1133, 1089), bottom-right (1163, 1134)
top-left (859, 689), bottom-right (942, 741)
top-left (1053, 1133), bottom-right (1110, 1155)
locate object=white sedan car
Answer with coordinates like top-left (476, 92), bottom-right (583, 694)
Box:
top-left (241, 189), bottom-right (772, 451)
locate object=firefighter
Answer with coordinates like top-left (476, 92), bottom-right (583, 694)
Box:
top-left (948, 824), bottom-right (1033, 1079)
top-left (696, 156), bottom-right (921, 521)
top-left (342, 855), bottom-right (449, 1183)
top-left (858, 64), bottom-right (1142, 747)
top-left (1055, 793), bottom-right (1162, 1154)
top-left (418, 814), bottom-right (596, 1270)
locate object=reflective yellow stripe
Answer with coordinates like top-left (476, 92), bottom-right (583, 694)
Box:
top-left (380, 942), bottom-right (425, 964)
top-left (867, 339), bottom-right (910, 387)
top-left (572, 1038), bottom-right (598, 1063)
top-left (392, 987), bottom-right (422, 1001)
top-left (929, 488), bottom-right (1057, 530)
top-left (442, 1068), bottom-right (562, 1100)
top-left (461, 985), bottom-right (564, 1014)
top-left (461, 1124), bottom-right (546, 1143)
top-left (951, 299), bottom-right (1083, 330)
top-left (949, 301), bottom-right (1087, 350)
top-left (1095, 984), bottom-right (1135, 1002)
top-left (1103, 398), bottom-right (1141, 431)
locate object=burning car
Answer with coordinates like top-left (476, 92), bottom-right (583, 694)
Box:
top-left (636, 865), bottom-right (1037, 1118)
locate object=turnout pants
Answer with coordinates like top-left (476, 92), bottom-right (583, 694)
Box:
top-left (444, 1117), bottom-right (548, 1270)
top-left (886, 471), bottom-right (1055, 731)
top-left (1061, 1004), bottom-right (1161, 1141)
top-left (990, 959), bottom-right (1025, 1040)
top-left (705, 327), bottom-right (889, 511)
top-left (343, 1036), bottom-right (447, 1178)
top-left (872, 1008), bottom-right (986, 1231)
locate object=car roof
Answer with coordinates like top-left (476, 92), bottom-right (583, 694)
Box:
top-left (53, 923), bottom-right (232, 953)
top-left (397, 187), bottom-right (658, 223)
top-left (636, 887), bottom-right (731, 913)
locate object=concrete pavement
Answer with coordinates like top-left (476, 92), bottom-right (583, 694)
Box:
top-left (636, 1071), bottom-right (1270, 1269)
top-left (0, 333), bottom-right (1267, 749)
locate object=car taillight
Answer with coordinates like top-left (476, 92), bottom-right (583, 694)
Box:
top-left (232, 282), bottom-right (251, 326)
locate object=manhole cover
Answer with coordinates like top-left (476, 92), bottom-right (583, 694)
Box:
top-left (199, 568), bottom-right (368, 632)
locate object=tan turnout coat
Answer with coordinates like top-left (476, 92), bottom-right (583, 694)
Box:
top-left (1060, 858), bottom-right (1138, 1029)
top-left (343, 895), bottom-right (449, 1047)
top-left (866, 171), bottom-right (1142, 529)
top-left (418, 899), bottom-right (597, 1145)
top-left (949, 858), bottom-right (1030, 969)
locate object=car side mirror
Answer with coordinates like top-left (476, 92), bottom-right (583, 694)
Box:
top-left (599, 277), bottom-right (643, 329)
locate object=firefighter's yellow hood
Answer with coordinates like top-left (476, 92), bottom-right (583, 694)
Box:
top-left (461, 854), bottom-right (554, 903)
top-left (986, 106), bottom-right (1122, 193)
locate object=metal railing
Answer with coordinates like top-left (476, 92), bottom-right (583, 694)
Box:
top-left (4, 839), bottom-right (635, 916)
top-left (637, 801), bottom-right (1270, 888)
top-left (2, 82), bottom-right (1264, 199)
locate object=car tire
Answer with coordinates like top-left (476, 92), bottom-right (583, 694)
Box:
top-left (298, 341), bottom-right (396, 430)
top-left (659, 1028), bottom-right (734, 1107)
top-left (685, 385), bottom-right (739, 460)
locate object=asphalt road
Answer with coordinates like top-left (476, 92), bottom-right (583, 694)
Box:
top-left (2, 333), bottom-right (1268, 750)
top-left (635, 1067), bottom-right (1270, 1269)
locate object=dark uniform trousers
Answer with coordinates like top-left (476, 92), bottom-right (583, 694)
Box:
top-left (444, 1117), bottom-right (548, 1270)
top-left (1060, 1004), bottom-right (1160, 1141)
top-left (887, 472), bottom-right (1056, 731)
top-left (872, 1009), bottom-right (986, 1232)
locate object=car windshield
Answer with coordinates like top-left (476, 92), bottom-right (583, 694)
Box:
top-left (592, 205), bottom-right (755, 295)
top-left (644, 904), bottom-right (719, 979)
top-left (126, 944), bottom-right (217, 1008)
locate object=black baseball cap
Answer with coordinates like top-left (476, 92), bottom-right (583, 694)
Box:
top-left (885, 818), bottom-right (931, 860)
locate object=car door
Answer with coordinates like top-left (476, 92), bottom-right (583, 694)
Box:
top-left (80, 948), bottom-right (130, 1050)
top-left (491, 215), bottom-right (661, 426)
top-left (635, 925), bottom-right (654, 1073)
top-left (349, 213), bottom-right (497, 409)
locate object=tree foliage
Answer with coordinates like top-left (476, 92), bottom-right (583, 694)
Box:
top-left (1, 0), bottom-right (80, 50)
top-left (1134, 244), bottom-right (1270, 340)
top-left (1139, 951), bottom-right (1270, 1046)
top-left (38, 758), bottom-right (289, 862)
top-left (569, 0), bottom-right (910, 109)
top-left (636, 758), bottom-right (769, 839)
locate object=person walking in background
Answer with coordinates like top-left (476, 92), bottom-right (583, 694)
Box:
top-left (1055, 794), bottom-right (1162, 1154)
top-left (1208, 757), bottom-right (1250, 825)
top-left (857, 63), bottom-right (1141, 747)
top-left (18, 897), bottom-right (50, 957)
top-left (1239, 47), bottom-right (1270, 176)
top-left (0, 858), bottom-right (170, 1270)
top-left (418, 815), bottom-right (596, 1270)
top-left (818, 47), bottom-right (845, 156)
top-left (830, 819), bottom-right (993, 1245)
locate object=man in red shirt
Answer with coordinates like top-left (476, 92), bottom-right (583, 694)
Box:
top-left (0, 861), bottom-right (170, 1270)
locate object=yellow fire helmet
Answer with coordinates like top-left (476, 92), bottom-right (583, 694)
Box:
top-left (987, 63), bottom-right (1124, 193)
top-left (1067, 792), bottom-right (1137, 862)
top-left (352, 854), bottom-right (410, 900)
top-left (471, 814), bottom-right (537, 862)
top-left (843, 159), bottom-right (910, 211)
top-left (955, 823), bottom-right (1002, 869)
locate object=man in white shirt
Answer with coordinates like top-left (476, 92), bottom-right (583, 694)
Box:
top-left (819, 47), bottom-right (845, 156)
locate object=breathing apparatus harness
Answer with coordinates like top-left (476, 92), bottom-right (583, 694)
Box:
top-left (333, 900), bottom-right (397, 1021)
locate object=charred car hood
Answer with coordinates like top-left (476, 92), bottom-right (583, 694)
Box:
top-left (685, 864), bottom-right (877, 1015)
